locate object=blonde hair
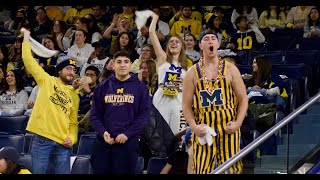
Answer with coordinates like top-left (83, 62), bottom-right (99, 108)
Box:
top-left (165, 36), bottom-right (188, 71)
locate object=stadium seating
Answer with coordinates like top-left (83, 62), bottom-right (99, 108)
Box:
top-left (0, 134), bottom-right (25, 154)
top-left (135, 156), bottom-right (144, 174)
top-left (76, 133), bottom-right (96, 156)
top-left (249, 50), bottom-right (284, 64)
top-left (0, 115), bottom-right (29, 134)
top-left (71, 155), bottom-right (92, 174)
top-left (146, 157), bottom-right (168, 174)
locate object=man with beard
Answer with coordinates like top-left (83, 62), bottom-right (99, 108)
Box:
top-left (170, 6), bottom-right (203, 40)
top-left (20, 27), bottom-right (79, 174)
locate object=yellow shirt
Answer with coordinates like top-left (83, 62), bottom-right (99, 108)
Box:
top-left (259, 10), bottom-right (286, 28)
top-left (45, 6), bottom-right (64, 21)
top-left (118, 13), bottom-right (136, 29)
top-left (22, 42), bottom-right (79, 145)
top-left (18, 169), bottom-right (32, 174)
top-left (170, 18), bottom-right (203, 40)
top-left (63, 8), bottom-right (93, 23)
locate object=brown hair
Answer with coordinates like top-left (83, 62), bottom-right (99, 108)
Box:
top-left (141, 44), bottom-right (156, 60)
top-left (247, 55), bottom-right (272, 87)
top-left (139, 59), bottom-right (158, 95)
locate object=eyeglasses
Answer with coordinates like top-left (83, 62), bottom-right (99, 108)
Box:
top-left (66, 66), bottom-right (77, 72)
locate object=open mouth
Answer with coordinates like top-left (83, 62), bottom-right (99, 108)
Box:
top-left (209, 46), bottom-right (214, 52)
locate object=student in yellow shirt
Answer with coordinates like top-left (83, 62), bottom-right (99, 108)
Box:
top-left (170, 6), bottom-right (203, 40)
top-left (20, 27), bottom-right (79, 174)
top-left (0, 146), bottom-right (31, 174)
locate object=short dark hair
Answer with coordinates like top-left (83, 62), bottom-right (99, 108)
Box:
top-left (211, 6), bottom-right (224, 14)
top-left (235, 15), bottom-right (248, 29)
top-left (85, 65), bottom-right (100, 76)
top-left (113, 50), bottom-right (131, 60)
top-left (199, 29), bottom-right (219, 43)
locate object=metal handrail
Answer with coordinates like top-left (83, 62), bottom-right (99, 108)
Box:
top-left (211, 92), bottom-right (320, 174)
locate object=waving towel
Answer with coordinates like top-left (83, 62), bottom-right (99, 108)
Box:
top-left (29, 36), bottom-right (59, 58)
top-left (135, 10), bottom-right (153, 30)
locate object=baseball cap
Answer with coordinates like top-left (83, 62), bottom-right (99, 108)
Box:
top-left (15, 35), bottom-right (23, 42)
top-left (55, 53), bottom-right (77, 73)
top-left (199, 29), bottom-right (219, 43)
top-left (91, 39), bottom-right (105, 47)
top-left (0, 146), bottom-right (20, 163)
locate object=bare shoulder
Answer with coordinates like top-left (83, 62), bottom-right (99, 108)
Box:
top-left (225, 61), bottom-right (241, 82)
top-left (185, 64), bottom-right (196, 78)
top-left (184, 64), bottom-right (197, 84)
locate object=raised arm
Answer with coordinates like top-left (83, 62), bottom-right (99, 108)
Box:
top-left (149, 12), bottom-right (167, 67)
top-left (20, 28), bottom-right (50, 86)
top-left (103, 14), bottom-right (119, 40)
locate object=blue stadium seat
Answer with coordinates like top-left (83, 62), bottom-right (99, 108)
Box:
top-left (284, 50), bottom-right (319, 65)
top-left (237, 65), bottom-right (252, 75)
top-left (299, 38), bottom-right (320, 51)
top-left (284, 50), bottom-right (320, 96)
top-left (71, 155), bottom-right (92, 174)
top-left (23, 133), bottom-right (34, 154)
top-left (146, 157), bottom-right (168, 174)
top-left (77, 133), bottom-right (96, 156)
top-left (272, 64), bottom-right (311, 107)
top-left (0, 35), bottom-right (15, 44)
top-left (249, 50), bottom-right (284, 64)
top-left (0, 115), bottom-right (29, 134)
top-left (135, 156), bottom-right (144, 174)
top-left (267, 29), bottom-right (302, 51)
top-left (0, 134), bottom-right (25, 154)
top-left (236, 51), bottom-right (248, 65)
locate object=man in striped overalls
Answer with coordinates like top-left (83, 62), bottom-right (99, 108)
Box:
top-left (182, 29), bottom-right (248, 174)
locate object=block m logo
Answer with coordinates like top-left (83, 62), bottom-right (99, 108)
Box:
top-left (199, 89), bottom-right (224, 107)
top-left (117, 88), bottom-right (124, 94)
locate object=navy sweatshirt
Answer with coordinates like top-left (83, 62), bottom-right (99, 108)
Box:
top-left (90, 74), bottom-right (151, 139)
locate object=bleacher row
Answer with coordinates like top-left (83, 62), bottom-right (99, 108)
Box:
top-left (0, 130), bottom-right (169, 174)
top-left (239, 52), bottom-right (319, 107)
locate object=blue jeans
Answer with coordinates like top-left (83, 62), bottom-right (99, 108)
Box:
top-left (30, 134), bottom-right (71, 174)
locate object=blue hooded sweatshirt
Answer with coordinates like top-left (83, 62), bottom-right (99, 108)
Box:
top-left (90, 73), bottom-right (151, 139)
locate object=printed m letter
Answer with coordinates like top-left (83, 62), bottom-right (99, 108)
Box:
top-left (199, 89), bottom-right (224, 107)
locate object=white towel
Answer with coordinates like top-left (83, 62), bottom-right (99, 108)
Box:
top-left (217, 49), bottom-right (237, 57)
top-left (247, 91), bottom-right (263, 99)
top-left (29, 36), bottom-right (59, 58)
top-left (198, 125), bottom-right (217, 146)
top-left (135, 10), bottom-right (153, 30)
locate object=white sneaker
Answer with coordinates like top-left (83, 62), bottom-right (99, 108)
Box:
top-left (266, 87), bottom-right (280, 96)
